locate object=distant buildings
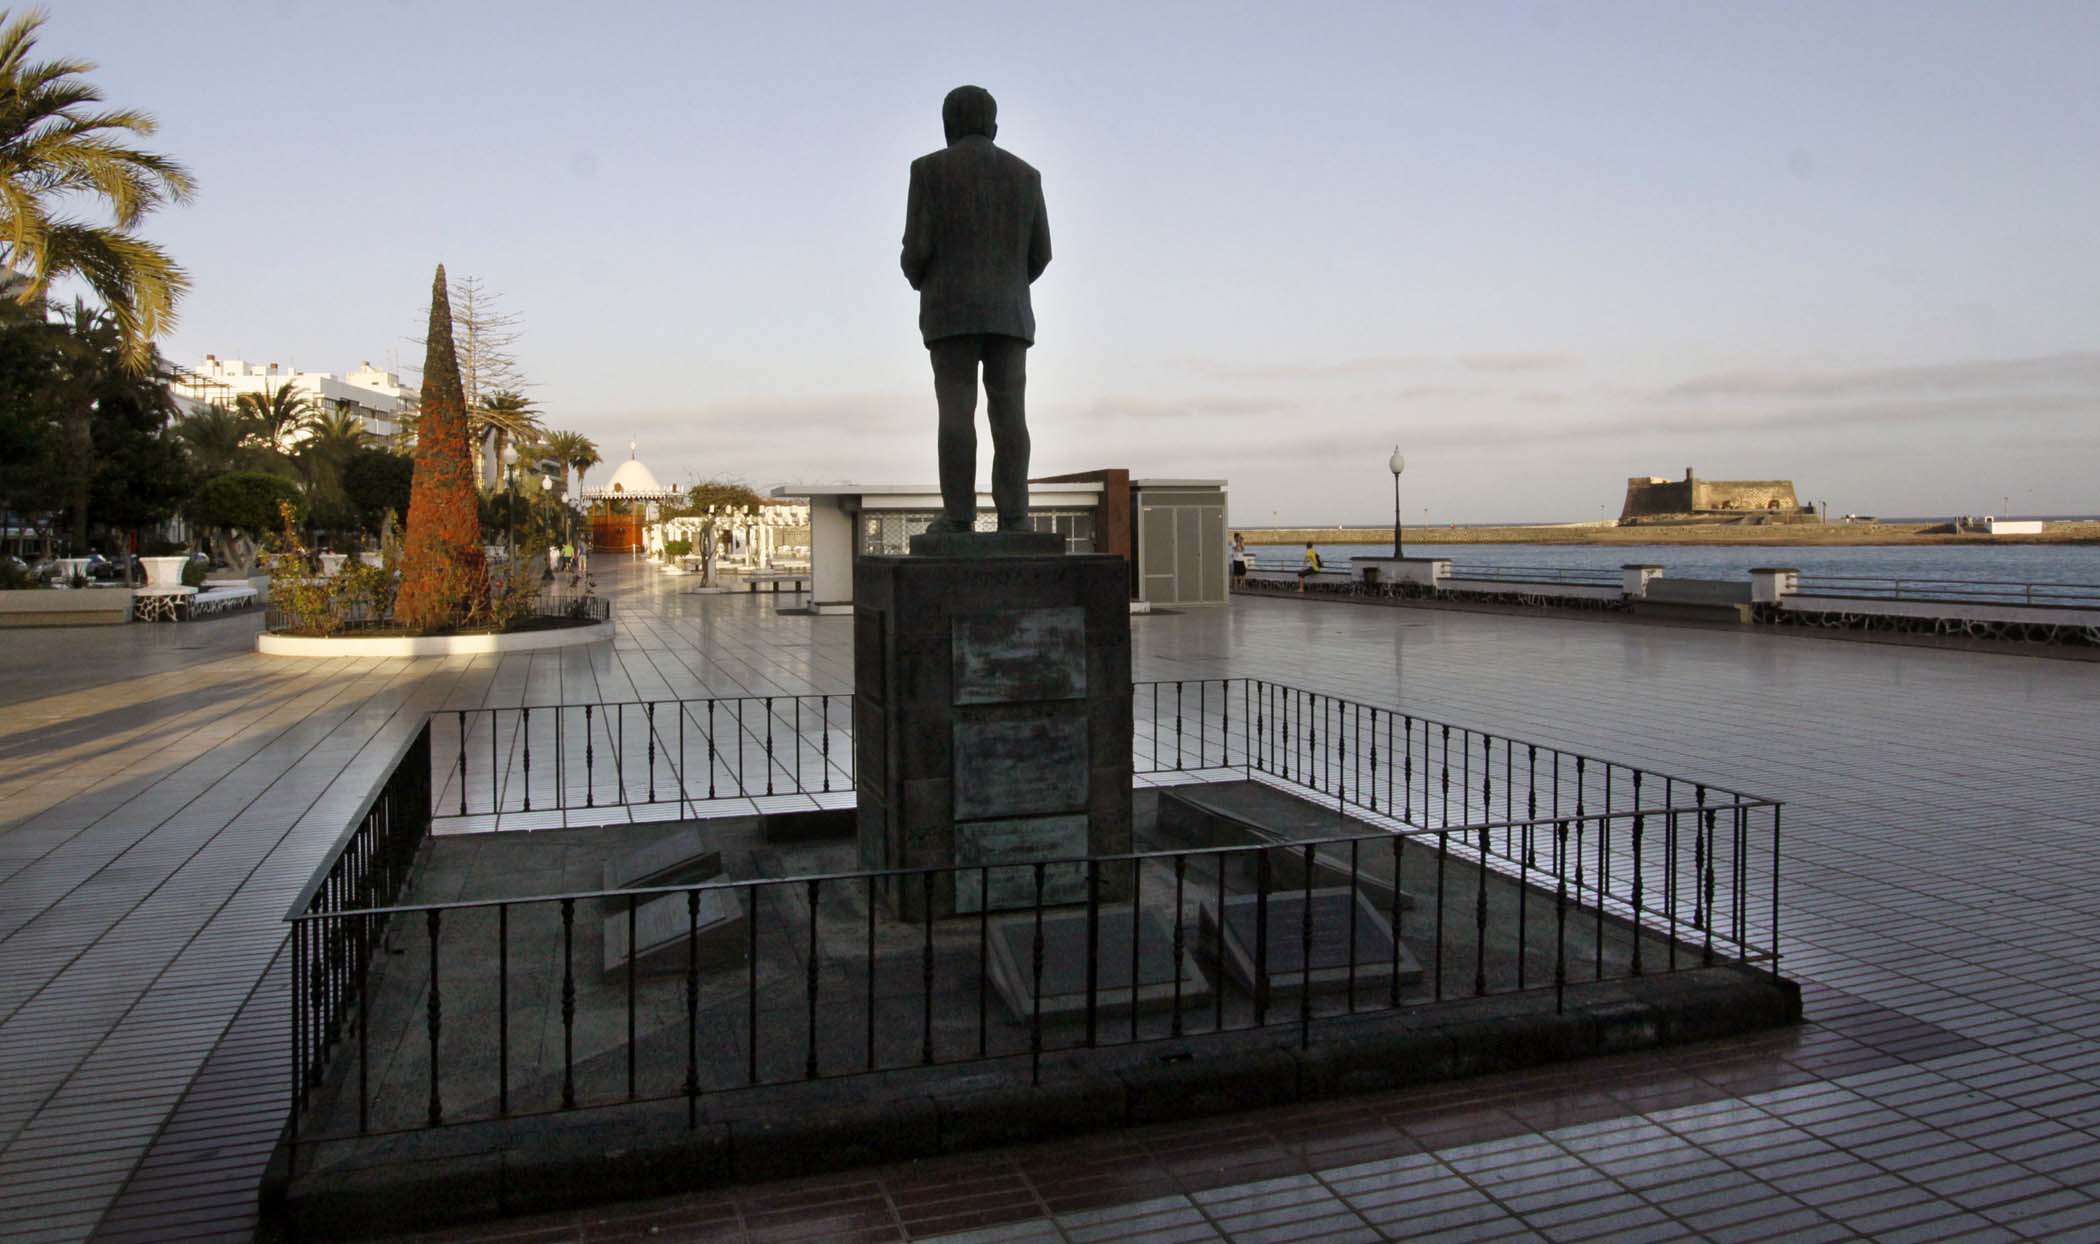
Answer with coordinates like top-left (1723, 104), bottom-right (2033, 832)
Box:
top-left (170, 355), bottom-right (413, 438)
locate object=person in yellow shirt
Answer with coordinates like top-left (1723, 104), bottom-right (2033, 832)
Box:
top-left (1296, 542), bottom-right (1321, 591)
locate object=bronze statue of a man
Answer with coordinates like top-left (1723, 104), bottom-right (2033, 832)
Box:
top-left (901, 85), bottom-right (1052, 533)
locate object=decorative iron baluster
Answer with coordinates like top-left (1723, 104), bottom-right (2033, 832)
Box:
top-left (1693, 785), bottom-right (1709, 932)
top-left (1475, 815), bottom-right (1489, 997)
top-left (1368, 709), bottom-right (1380, 815)
top-left (1254, 683), bottom-right (1266, 773)
top-left (1630, 771), bottom-right (1645, 976)
top-left (456, 710), bottom-right (468, 815)
top-left (1439, 725), bottom-right (1450, 827)
top-left (1667, 780), bottom-right (1679, 973)
top-left (647, 703), bottom-right (657, 802)
top-left (1480, 734), bottom-right (1493, 847)
top-left (584, 704), bottom-right (596, 808)
top-left (1555, 820), bottom-right (1569, 1013)
top-left (521, 706), bottom-right (532, 812)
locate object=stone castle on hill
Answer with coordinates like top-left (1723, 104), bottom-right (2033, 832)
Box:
top-left (1620, 468), bottom-right (1810, 521)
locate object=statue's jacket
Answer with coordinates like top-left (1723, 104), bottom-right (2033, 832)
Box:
top-left (901, 134), bottom-right (1051, 346)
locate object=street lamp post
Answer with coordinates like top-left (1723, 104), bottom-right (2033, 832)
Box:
top-left (1388, 447), bottom-right (1407, 558)
top-left (502, 443), bottom-right (519, 568)
top-left (540, 474), bottom-right (554, 577)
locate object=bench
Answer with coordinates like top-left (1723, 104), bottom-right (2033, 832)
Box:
top-left (1634, 579), bottom-right (1752, 624)
top-left (744, 572), bottom-right (808, 594)
top-left (192, 585), bottom-right (259, 616)
top-left (134, 584), bottom-right (258, 621)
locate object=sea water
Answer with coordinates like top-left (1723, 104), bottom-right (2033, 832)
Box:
top-left (1249, 542), bottom-right (2100, 588)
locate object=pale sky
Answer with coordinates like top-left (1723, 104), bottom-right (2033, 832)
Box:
top-left (49, 1), bottom-right (2100, 522)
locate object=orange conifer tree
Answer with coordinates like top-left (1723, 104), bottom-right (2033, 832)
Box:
top-left (394, 265), bottom-right (486, 629)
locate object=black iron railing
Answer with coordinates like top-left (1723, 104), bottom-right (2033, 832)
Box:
top-left (434, 680), bottom-right (1736, 832)
top-left (1793, 575), bottom-right (2100, 608)
top-left (285, 802), bottom-right (1776, 1143)
top-left (1445, 563), bottom-right (1623, 588)
top-left (287, 720), bottom-right (433, 1121)
top-left (433, 693), bottom-right (854, 822)
top-left (286, 681), bottom-right (1780, 1144)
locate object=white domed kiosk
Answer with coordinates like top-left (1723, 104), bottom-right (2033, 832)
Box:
top-left (583, 440), bottom-right (682, 551)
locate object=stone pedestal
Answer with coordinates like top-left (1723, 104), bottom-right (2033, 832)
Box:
top-left (855, 549), bottom-right (1132, 920)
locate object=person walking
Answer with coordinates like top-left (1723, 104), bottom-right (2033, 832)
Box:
top-left (1296, 541), bottom-right (1321, 592)
top-left (1230, 533), bottom-right (1248, 585)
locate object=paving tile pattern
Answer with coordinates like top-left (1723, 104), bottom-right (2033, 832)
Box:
top-left (2, 566), bottom-right (2098, 1242)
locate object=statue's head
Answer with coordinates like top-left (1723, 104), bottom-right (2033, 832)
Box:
top-left (942, 85), bottom-right (997, 143)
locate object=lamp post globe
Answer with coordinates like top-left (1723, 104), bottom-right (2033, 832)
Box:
top-left (1388, 447), bottom-right (1407, 558)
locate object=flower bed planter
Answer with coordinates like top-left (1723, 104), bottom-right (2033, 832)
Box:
top-left (256, 616), bottom-right (611, 657)
top-left (0, 588), bottom-right (136, 627)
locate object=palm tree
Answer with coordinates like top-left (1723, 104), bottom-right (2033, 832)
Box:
top-left (471, 389), bottom-right (541, 491)
top-left (543, 429), bottom-right (600, 497)
top-left (0, 9), bottom-right (196, 370)
top-left (296, 408), bottom-right (374, 528)
top-left (235, 384), bottom-right (315, 457)
top-left (175, 405), bottom-right (253, 473)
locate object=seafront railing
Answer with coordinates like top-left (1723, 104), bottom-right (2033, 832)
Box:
top-left (283, 681), bottom-right (1781, 1145)
top-left (1793, 575), bottom-right (2100, 608)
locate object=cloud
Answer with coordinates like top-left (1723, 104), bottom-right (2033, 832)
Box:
top-left (1170, 351), bottom-right (1579, 384)
top-left (1663, 352), bottom-right (2100, 401)
top-left (1456, 353), bottom-right (1575, 374)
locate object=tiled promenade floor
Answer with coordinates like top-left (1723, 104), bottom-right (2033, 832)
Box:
top-left (3, 560), bottom-right (2098, 1243)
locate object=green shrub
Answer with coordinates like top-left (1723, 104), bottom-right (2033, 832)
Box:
top-left (190, 472), bottom-right (307, 534)
top-left (181, 558), bottom-right (208, 587)
top-left (662, 538), bottom-right (692, 558)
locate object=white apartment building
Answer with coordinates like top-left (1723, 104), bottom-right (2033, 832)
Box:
top-left (171, 355), bottom-right (413, 437)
